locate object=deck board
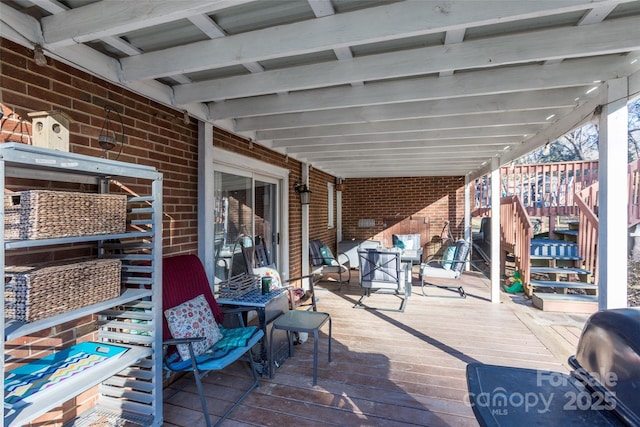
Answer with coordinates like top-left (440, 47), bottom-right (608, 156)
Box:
top-left (163, 271), bottom-right (584, 426)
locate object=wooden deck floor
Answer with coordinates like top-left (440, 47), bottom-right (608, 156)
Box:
top-left (163, 271), bottom-right (587, 427)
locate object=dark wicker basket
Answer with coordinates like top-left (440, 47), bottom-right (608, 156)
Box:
top-left (4, 190), bottom-right (127, 240)
top-left (4, 258), bottom-right (122, 322)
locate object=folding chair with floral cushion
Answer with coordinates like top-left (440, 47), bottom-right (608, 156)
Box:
top-left (162, 254), bottom-right (264, 427)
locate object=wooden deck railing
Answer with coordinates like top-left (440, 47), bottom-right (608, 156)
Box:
top-left (475, 160), bottom-right (599, 217)
top-left (629, 159), bottom-right (640, 228)
top-left (575, 182), bottom-right (599, 284)
top-left (500, 195), bottom-right (533, 296)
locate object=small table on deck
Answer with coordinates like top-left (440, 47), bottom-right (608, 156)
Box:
top-left (217, 288), bottom-right (289, 376)
top-left (269, 310), bottom-right (332, 385)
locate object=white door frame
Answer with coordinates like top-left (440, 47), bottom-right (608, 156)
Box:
top-left (209, 147), bottom-right (291, 280)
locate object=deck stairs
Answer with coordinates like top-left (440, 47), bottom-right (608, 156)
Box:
top-left (530, 221), bottom-right (598, 313)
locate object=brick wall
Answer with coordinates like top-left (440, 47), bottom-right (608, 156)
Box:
top-left (341, 176), bottom-right (466, 259)
top-left (1, 39), bottom-right (200, 257)
top-left (1, 38), bottom-right (203, 425)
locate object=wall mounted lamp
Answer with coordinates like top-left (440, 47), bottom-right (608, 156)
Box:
top-left (294, 182), bottom-right (311, 205)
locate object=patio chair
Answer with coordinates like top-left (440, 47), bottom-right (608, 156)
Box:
top-left (392, 233), bottom-right (423, 264)
top-left (421, 238), bottom-right (470, 298)
top-left (309, 239), bottom-right (351, 289)
top-left (356, 247), bottom-right (409, 312)
top-left (241, 241), bottom-right (317, 311)
top-left (162, 254), bottom-right (264, 427)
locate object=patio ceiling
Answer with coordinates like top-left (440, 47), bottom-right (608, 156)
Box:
top-left (2, 0), bottom-right (640, 179)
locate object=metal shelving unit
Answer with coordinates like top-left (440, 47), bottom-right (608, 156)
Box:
top-left (1, 143), bottom-right (163, 427)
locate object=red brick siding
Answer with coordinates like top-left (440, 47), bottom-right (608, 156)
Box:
top-left (1, 38), bottom-right (201, 425)
top-left (341, 176), bottom-right (466, 258)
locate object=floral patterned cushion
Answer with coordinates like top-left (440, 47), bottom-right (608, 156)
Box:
top-left (164, 294), bottom-right (222, 361)
top-left (253, 267), bottom-right (282, 290)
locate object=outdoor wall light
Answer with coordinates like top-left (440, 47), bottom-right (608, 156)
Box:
top-left (294, 182), bottom-right (311, 205)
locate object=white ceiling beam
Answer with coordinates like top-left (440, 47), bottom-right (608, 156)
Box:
top-left (256, 117), bottom-right (545, 147)
top-left (337, 169), bottom-right (470, 178)
top-left (40, 0), bottom-right (254, 48)
top-left (33, 0), bottom-right (145, 56)
top-left (307, 0), bottom-right (360, 86)
top-left (120, 0), bottom-right (631, 81)
top-left (270, 125), bottom-right (541, 148)
top-left (241, 92), bottom-right (583, 132)
top-left (175, 16), bottom-right (640, 103)
top-left (254, 109), bottom-right (561, 136)
top-left (285, 137), bottom-right (517, 155)
top-left (311, 152), bottom-right (494, 162)
top-left (440, 28), bottom-right (466, 77)
top-left (545, 4), bottom-right (616, 65)
top-left (208, 54), bottom-right (632, 120)
top-left (0, 2), bottom-right (44, 45)
top-left (188, 13), bottom-right (264, 74)
top-left (578, 4), bottom-right (618, 25)
top-left (253, 88), bottom-right (586, 139)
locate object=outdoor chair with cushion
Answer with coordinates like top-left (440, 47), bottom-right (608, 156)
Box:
top-left (162, 254), bottom-right (264, 427)
top-left (356, 247), bottom-right (409, 312)
top-left (392, 233), bottom-right (423, 264)
top-left (421, 238), bottom-right (470, 298)
top-left (309, 239), bottom-right (351, 289)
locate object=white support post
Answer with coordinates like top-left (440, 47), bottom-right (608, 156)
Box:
top-left (197, 121), bottom-right (215, 286)
top-left (490, 157), bottom-right (501, 303)
top-left (336, 189), bottom-right (343, 243)
top-left (464, 175), bottom-right (471, 271)
top-left (301, 163), bottom-right (311, 288)
top-left (598, 77), bottom-right (629, 310)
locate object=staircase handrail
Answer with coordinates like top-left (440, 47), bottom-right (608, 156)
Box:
top-left (501, 195), bottom-right (533, 296)
top-left (575, 183), bottom-right (599, 284)
top-left (474, 160), bottom-right (599, 217)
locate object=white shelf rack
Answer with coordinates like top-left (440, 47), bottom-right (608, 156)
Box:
top-left (1, 143), bottom-right (163, 427)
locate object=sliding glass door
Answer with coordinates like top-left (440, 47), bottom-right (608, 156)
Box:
top-left (213, 166), bottom-right (280, 285)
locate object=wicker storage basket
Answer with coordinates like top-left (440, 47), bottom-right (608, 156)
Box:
top-left (4, 258), bottom-right (122, 322)
top-left (4, 190), bottom-right (127, 240)
top-left (218, 274), bottom-right (260, 299)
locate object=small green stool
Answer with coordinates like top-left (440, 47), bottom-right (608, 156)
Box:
top-left (269, 310), bottom-right (332, 385)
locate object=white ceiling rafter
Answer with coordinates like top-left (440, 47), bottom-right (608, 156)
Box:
top-left (188, 13), bottom-right (264, 75)
top-left (119, 0), bottom-right (633, 81)
top-left (40, 0), bottom-right (255, 48)
top-left (307, 0), bottom-right (361, 87)
top-left (174, 17), bottom-right (640, 103)
top-left (2, 0), bottom-right (639, 178)
top-left (208, 54), bottom-right (630, 120)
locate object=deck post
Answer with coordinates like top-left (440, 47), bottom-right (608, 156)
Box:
top-left (198, 120), bottom-right (216, 286)
top-left (465, 174), bottom-right (471, 271)
top-left (491, 157), bottom-right (501, 303)
top-left (598, 77), bottom-right (629, 310)
top-left (301, 163), bottom-right (311, 288)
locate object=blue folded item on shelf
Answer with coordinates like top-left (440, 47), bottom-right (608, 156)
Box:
top-left (4, 342), bottom-right (128, 407)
